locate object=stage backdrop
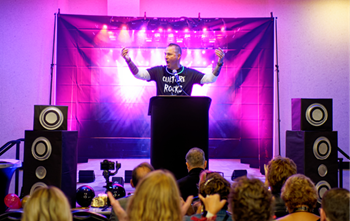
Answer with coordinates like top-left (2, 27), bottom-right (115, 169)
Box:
top-left (56, 14), bottom-right (274, 170)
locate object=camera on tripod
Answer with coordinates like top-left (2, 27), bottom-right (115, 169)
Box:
top-left (100, 160), bottom-right (121, 171)
top-left (100, 160), bottom-right (125, 206)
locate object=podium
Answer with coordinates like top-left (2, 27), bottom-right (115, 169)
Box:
top-left (148, 96), bottom-right (211, 180)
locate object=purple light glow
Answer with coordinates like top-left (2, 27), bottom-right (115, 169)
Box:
top-left (56, 15), bottom-right (274, 165)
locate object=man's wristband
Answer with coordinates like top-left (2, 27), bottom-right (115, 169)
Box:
top-left (217, 62), bottom-right (223, 67)
top-left (206, 211), bottom-right (215, 218)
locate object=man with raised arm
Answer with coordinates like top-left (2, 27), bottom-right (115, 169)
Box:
top-left (121, 43), bottom-right (225, 95)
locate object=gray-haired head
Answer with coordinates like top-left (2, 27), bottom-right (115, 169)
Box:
top-left (186, 147), bottom-right (206, 168)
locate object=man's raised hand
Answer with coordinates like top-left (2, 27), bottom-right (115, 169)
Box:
top-left (121, 47), bottom-right (131, 62)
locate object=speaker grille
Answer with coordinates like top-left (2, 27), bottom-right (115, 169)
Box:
top-left (313, 136), bottom-right (331, 160)
top-left (305, 103), bottom-right (328, 127)
top-left (39, 107), bottom-right (65, 130)
top-left (31, 137), bottom-right (52, 161)
top-left (316, 180), bottom-right (331, 204)
top-left (29, 182), bottom-right (48, 196)
top-left (35, 166), bottom-right (47, 179)
top-left (317, 164), bottom-right (328, 177)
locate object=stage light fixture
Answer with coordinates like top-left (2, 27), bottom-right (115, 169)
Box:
top-left (103, 25), bottom-right (108, 29)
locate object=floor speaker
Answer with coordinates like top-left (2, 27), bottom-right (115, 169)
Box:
top-left (22, 130), bottom-right (78, 207)
top-left (34, 105), bottom-right (68, 130)
top-left (292, 98), bottom-right (332, 131)
top-left (286, 130), bottom-right (338, 203)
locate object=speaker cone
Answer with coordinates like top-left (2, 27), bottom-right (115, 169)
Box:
top-left (317, 164), bottom-right (328, 177)
top-left (313, 136), bottom-right (331, 160)
top-left (31, 137), bottom-right (52, 161)
top-left (30, 182), bottom-right (48, 196)
top-left (316, 180), bottom-right (331, 204)
top-left (305, 103), bottom-right (328, 127)
top-left (39, 107), bottom-right (64, 130)
top-left (35, 166), bottom-right (47, 179)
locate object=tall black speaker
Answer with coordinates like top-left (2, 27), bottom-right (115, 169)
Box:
top-left (34, 105), bottom-right (68, 130)
top-left (286, 130), bottom-right (338, 203)
top-left (22, 130), bottom-right (78, 207)
top-left (292, 98), bottom-right (332, 131)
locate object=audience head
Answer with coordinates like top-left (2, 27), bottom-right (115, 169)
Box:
top-left (266, 156), bottom-right (297, 194)
top-left (131, 162), bottom-right (154, 188)
top-left (127, 170), bottom-right (182, 221)
top-left (281, 174), bottom-right (318, 213)
top-left (320, 188), bottom-right (350, 221)
top-left (229, 176), bottom-right (274, 221)
top-left (199, 171), bottom-right (231, 210)
top-left (185, 147), bottom-right (207, 171)
top-left (21, 186), bottom-right (72, 221)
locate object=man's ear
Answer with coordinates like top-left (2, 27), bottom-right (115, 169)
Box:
top-left (130, 179), bottom-right (135, 188)
top-left (320, 208), bottom-right (327, 221)
top-left (204, 160), bottom-right (208, 169)
top-left (186, 162), bottom-right (190, 170)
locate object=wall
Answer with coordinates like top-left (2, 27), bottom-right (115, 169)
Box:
top-left (1, 0), bottom-right (349, 191)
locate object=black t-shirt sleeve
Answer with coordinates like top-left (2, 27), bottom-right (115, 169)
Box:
top-left (189, 68), bottom-right (205, 85)
top-left (147, 66), bottom-right (163, 82)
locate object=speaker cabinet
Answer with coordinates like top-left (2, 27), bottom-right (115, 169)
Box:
top-left (292, 98), bottom-right (332, 131)
top-left (286, 130), bottom-right (338, 203)
top-left (34, 105), bottom-right (68, 131)
top-left (23, 130), bottom-right (78, 207)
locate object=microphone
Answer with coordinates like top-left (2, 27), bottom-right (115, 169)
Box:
top-left (173, 69), bottom-right (180, 83)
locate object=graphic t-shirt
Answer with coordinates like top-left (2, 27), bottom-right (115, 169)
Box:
top-left (147, 66), bottom-right (204, 95)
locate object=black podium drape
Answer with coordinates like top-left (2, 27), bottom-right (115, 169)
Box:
top-left (148, 96), bottom-right (211, 179)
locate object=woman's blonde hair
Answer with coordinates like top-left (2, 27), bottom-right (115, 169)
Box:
top-left (21, 186), bottom-right (72, 221)
top-left (127, 170), bottom-right (182, 221)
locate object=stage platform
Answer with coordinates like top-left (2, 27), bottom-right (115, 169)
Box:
top-left (76, 158), bottom-right (265, 196)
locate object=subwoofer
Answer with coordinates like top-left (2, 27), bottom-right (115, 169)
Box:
top-left (286, 130), bottom-right (338, 203)
top-left (292, 98), bottom-right (332, 131)
top-left (22, 130), bottom-right (78, 207)
top-left (34, 105), bottom-right (68, 130)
